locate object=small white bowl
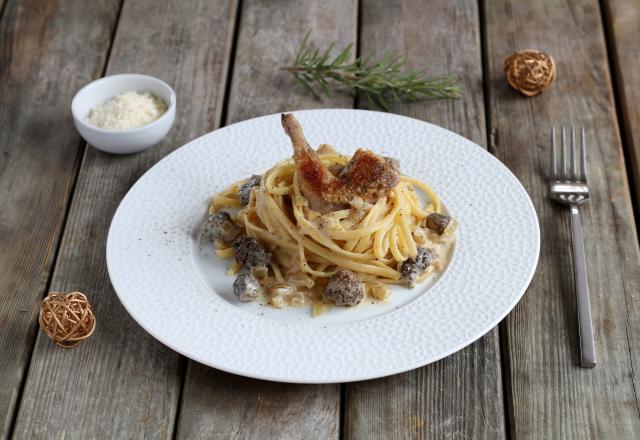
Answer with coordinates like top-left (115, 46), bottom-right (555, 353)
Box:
top-left (72, 74), bottom-right (176, 154)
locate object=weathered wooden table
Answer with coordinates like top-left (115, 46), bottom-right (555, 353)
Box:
top-left (1, 0), bottom-right (639, 438)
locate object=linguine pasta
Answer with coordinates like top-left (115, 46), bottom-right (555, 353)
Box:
top-left (208, 152), bottom-right (456, 308)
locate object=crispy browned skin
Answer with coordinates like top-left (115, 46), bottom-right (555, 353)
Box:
top-left (281, 113), bottom-right (399, 213)
top-left (281, 113), bottom-right (337, 212)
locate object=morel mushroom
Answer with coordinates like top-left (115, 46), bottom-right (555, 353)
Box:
top-left (232, 236), bottom-right (270, 268)
top-left (238, 175), bottom-right (262, 206)
top-left (425, 212), bottom-right (453, 235)
top-left (325, 269), bottom-right (364, 306)
top-left (201, 211), bottom-right (241, 243)
top-left (233, 269), bottom-right (262, 302)
top-left (400, 247), bottom-right (438, 288)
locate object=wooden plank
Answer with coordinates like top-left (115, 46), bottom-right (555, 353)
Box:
top-left (175, 0), bottom-right (356, 438)
top-left (223, 0), bottom-right (357, 122)
top-left (601, 0), bottom-right (640, 416)
top-left (484, 0), bottom-right (640, 438)
top-left (0, 0), bottom-right (120, 436)
top-left (603, 0), bottom-right (640, 209)
top-left (11, 0), bottom-right (238, 438)
top-left (344, 1), bottom-right (506, 439)
top-left (178, 364), bottom-right (340, 439)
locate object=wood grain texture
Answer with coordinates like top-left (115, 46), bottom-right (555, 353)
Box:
top-left (603, 0), bottom-right (640, 207)
top-left (11, 0), bottom-right (238, 438)
top-left (0, 0), bottom-right (119, 436)
top-left (224, 0), bottom-right (356, 123)
top-left (484, 0), bottom-right (640, 438)
top-left (344, 1), bottom-right (506, 439)
top-left (0, 0), bottom-right (7, 22)
top-left (179, 364), bottom-right (340, 440)
top-left (175, 1), bottom-right (356, 439)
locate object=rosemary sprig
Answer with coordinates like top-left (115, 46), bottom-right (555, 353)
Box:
top-left (282, 32), bottom-right (463, 110)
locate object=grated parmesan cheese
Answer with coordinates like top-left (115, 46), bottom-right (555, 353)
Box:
top-left (87, 91), bottom-right (167, 130)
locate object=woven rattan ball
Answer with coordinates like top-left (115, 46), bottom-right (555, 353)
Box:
top-left (39, 292), bottom-right (96, 348)
top-left (504, 49), bottom-right (556, 96)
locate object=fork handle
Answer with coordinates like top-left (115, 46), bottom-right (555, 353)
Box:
top-left (570, 205), bottom-right (596, 368)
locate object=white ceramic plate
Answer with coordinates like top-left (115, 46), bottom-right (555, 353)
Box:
top-left (107, 109), bottom-right (539, 383)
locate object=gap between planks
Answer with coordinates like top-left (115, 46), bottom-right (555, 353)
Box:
top-left (598, 0), bottom-right (640, 231)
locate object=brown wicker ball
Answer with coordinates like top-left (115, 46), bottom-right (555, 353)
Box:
top-left (39, 291), bottom-right (96, 348)
top-left (504, 49), bottom-right (556, 96)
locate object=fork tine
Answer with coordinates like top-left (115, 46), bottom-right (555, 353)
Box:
top-left (561, 126), bottom-right (567, 179)
top-left (551, 127), bottom-right (557, 178)
top-left (580, 127), bottom-right (587, 181)
top-left (571, 126), bottom-right (578, 179)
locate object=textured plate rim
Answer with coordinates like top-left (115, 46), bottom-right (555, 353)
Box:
top-left (106, 109), bottom-right (540, 383)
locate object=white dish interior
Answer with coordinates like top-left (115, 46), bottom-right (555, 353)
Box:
top-left (192, 202), bottom-right (456, 325)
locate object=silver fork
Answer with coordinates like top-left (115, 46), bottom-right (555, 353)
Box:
top-left (550, 126), bottom-right (595, 368)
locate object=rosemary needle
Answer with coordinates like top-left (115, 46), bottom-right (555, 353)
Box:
top-left (282, 32), bottom-right (463, 111)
